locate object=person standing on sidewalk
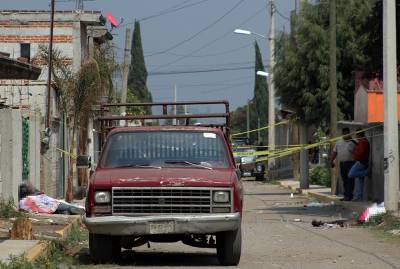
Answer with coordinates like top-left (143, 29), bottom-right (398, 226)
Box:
top-left (348, 129), bottom-right (370, 201)
top-left (331, 128), bottom-right (356, 201)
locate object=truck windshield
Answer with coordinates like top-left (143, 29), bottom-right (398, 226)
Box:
top-left (102, 131), bottom-right (230, 168)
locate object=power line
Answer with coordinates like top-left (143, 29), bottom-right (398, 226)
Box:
top-left (138, 0), bottom-right (210, 22)
top-left (148, 5), bottom-right (268, 71)
top-left (150, 80), bottom-right (252, 91)
top-left (146, 0), bottom-right (245, 58)
top-left (274, 4), bottom-right (290, 21)
top-left (149, 75), bottom-right (252, 88)
top-left (145, 5), bottom-right (265, 59)
top-left (148, 60), bottom-right (256, 68)
top-left (200, 82), bottom-right (252, 93)
top-left (148, 65), bottom-right (268, 76)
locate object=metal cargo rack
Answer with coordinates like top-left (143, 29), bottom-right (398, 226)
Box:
top-left (97, 100), bottom-right (231, 146)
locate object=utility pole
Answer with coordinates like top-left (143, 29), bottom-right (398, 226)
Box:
top-left (46, 0), bottom-right (55, 129)
top-left (383, 0), bottom-right (399, 212)
top-left (268, 0), bottom-right (276, 169)
top-left (258, 117), bottom-right (261, 142)
top-left (246, 99), bottom-right (250, 140)
top-left (298, 0), bottom-right (309, 189)
top-left (75, 0), bottom-right (84, 10)
top-left (173, 84), bottom-right (177, 125)
top-left (329, 0), bottom-right (338, 195)
top-left (299, 124), bottom-right (309, 189)
top-left (120, 28), bottom-right (132, 117)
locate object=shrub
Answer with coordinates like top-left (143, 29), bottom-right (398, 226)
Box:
top-left (309, 165), bottom-right (330, 187)
top-left (0, 198), bottom-right (26, 218)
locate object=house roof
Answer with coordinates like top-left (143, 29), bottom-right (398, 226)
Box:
top-left (0, 52), bottom-right (41, 80)
top-left (0, 10), bottom-right (105, 25)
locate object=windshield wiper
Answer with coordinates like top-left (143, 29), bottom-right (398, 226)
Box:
top-left (164, 160), bottom-right (213, 170)
top-left (114, 164), bottom-right (162, 169)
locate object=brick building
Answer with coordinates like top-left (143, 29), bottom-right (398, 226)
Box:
top-left (0, 10), bottom-right (108, 198)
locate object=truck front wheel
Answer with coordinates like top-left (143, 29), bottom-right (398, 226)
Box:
top-left (216, 226), bottom-right (242, 266)
top-left (89, 233), bottom-right (121, 263)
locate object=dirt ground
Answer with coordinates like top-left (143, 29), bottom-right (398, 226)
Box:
top-left (76, 180), bottom-right (400, 269)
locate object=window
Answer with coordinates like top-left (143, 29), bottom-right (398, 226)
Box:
top-left (102, 131), bottom-right (230, 169)
top-left (20, 43), bottom-right (30, 62)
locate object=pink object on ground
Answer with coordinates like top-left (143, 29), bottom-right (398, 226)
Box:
top-left (19, 194), bottom-right (60, 214)
top-left (358, 202), bottom-right (386, 223)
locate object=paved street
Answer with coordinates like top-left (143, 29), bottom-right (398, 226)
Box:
top-left (77, 180), bottom-right (400, 269)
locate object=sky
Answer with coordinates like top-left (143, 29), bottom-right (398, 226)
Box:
top-left (2, 0), bottom-right (295, 111)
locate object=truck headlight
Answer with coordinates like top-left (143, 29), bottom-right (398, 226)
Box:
top-left (213, 191), bottom-right (230, 203)
top-left (94, 191), bottom-right (111, 204)
top-left (256, 164), bottom-right (263, 172)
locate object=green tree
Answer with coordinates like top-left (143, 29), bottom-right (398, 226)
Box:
top-left (231, 104), bottom-right (247, 134)
top-left (274, 2), bottom-right (329, 127)
top-left (231, 42), bottom-right (268, 144)
top-left (336, 0), bottom-right (377, 119)
top-left (274, 0), bottom-right (376, 126)
top-left (361, 0), bottom-right (400, 76)
top-left (128, 21), bottom-right (153, 114)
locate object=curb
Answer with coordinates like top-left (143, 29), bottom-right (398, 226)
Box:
top-left (54, 215), bottom-right (81, 239)
top-left (25, 241), bottom-right (50, 262)
top-left (279, 180), bottom-right (369, 214)
top-left (24, 215), bottom-right (81, 261)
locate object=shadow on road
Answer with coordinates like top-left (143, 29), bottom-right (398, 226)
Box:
top-left (244, 192), bottom-right (298, 196)
top-left (261, 204), bottom-right (352, 220)
top-left (76, 248), bottom-right (220, 267)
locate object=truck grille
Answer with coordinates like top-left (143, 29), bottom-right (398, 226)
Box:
top-left (112, 187), bottom-right (222, 215)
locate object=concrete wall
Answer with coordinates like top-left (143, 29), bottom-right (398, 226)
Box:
top-left (27, 111), bottom-right (41, 190)
top-left (0, 109), bottom-right (22, 203)
top-left (0, 21), bottom-right (73, 117)
top-left (0, 14), bottom-right (102, 199)
top-left (354, 85), bottom-right (368, 122)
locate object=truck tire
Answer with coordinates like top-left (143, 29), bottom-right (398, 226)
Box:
top-left (89, 233), bottom-right (121, 263)
top-left (255, 174), bottom-right (264, 181)
top-left (216, 226), bottom-right (242, 266)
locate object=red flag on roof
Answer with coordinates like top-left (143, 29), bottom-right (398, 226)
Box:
top-left (106, 12), bottom-right (118, 27)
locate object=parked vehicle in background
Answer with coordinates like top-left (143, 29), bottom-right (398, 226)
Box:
top-left (80, 101), bottom-right (243, 266)
top-left (234, 148), bottom-right (265, 180)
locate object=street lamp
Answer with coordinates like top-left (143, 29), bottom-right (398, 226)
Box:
top-left (256, 71), bottom-right (269, 77)
top-left (234, 26), bottom-right (276, 170)
top-left (234, 28), bottom-right (266, 39)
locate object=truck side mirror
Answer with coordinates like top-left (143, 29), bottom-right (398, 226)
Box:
top-left (234, 156), bottom-right (242, 166)
top-left (77, 155), bottom-right (91, 169)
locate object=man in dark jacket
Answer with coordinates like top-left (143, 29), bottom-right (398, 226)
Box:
top-left (348, 129), bottom-right (370, 201)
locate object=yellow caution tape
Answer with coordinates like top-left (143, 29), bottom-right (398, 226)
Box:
top-left (231, 120), bottom-right (290, 137)
top-left (233, 150), bottom-right (272, 157)
top-left (233, 144), bottom-right (305, 149)
top-left (55, 147), bottom-right (76, 159)
top-left (255, 124), bottom-right (381, 163)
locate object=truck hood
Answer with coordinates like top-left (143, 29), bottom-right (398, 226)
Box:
top-left (92, 168), bottom-right (235, 188)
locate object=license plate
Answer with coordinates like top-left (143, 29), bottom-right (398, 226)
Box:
top-left (243, 172), bottom-right (251, 177)
top-left (149, 221), bottom-right (175, 234)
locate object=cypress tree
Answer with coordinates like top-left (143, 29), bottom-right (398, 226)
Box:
top-left (128, 21), bottom-right (153, 114)
top-left (252, 41), bottom-right (268, 143)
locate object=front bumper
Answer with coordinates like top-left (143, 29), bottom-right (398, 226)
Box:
top-left (83, 213), bottom-right (241, 236)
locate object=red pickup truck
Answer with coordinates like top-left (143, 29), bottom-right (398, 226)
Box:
top-left (80, 101), bottom-right (243, 265)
